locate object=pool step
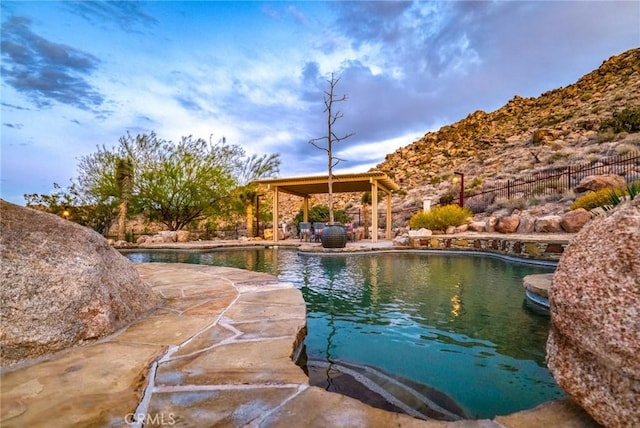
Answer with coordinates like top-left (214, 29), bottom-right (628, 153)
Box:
top-left (306, 359), bottom-right (468, 421)
top-left (523, 273), bottom-right (553, 310)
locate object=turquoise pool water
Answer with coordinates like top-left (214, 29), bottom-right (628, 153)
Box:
top-left (125, 248), bottom-right (565, 420)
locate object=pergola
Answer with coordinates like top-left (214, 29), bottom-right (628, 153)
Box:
top-left (256, 171), bottom-right (399, 242)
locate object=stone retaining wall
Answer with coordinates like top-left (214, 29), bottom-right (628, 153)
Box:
top-left (409, 235), bottom-right (569, 261)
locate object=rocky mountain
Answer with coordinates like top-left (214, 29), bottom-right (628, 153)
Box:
top-left (274, 48), bottom-right (640, 229)
top-left (378, 48), bottom-right (640, 196)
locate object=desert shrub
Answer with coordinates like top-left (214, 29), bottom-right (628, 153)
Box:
top-left (408, 205), bottom-right (472, 231)
top-left (570, 188), bottom-right (625, 210)
top-left (528, 197), bottom-right (541, 206)
top-left (501, 198), bottom-right (528, 213)
top-left (615, 143), bottom-right (638, 156)
top-left (545, 151), bottom-right (570, 164)
top-left (580, 92), bottom-right (593, 102)
top-left (469, 177), bottom-right (484, 189)
top-left (543, 193), bottom-right (565, 203)
top-left (484, 197), bottom-right (527, 215)
top-left (600, 106), bottom-right (640, 133)
top-left (438, 192), bottom-right (455, 205)
top-left (596, 129), bottom-right (616, 143)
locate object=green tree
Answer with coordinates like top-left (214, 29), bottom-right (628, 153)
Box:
top-left (73, 132), bottom-right (162, 233)
top-left (27, 132), bottom-right (279, 233)
top-left (24, 182), bottom-right (115, 234)
top-left (134, 136), bottom-right (237, 230)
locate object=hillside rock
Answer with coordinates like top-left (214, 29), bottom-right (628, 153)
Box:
top-left (560, 208), bottom-right (592, 233)
top-left (516, 214), bottom-right (536, 233)
top-left (468, 221), bottom-right (485, 232)
top-left (574, 174), bottom-right (626, 193)
top-left (547, 198), bottom-right (640, 426)
top-left (0, 201), bottom-right (160, 366)
top-left (534, 215), bottom-right (563, 233)
top-left (496, 215), bottom-right (520, 233)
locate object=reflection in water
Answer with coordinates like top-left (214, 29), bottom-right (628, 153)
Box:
top-left (124, 249), bottom-right (564, 419)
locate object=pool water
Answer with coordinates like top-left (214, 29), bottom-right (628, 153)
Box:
top-left (125, 248), bottom-right (565, 420)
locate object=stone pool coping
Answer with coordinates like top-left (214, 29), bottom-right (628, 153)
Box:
top-left (130, 231), bottom-right (575, 261)
top-left (1, 259), bottom-right (599, 427)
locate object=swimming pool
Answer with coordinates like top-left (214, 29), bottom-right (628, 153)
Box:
top-left (124, 248), bottom-right (564, 420)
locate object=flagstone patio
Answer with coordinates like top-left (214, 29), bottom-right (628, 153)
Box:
top-left (1, 262), bottom-right (597, 427)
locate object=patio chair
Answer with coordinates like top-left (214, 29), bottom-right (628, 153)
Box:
top-left (299, 222), bottom-right (312, 242)
top-left (313, 222), bottom-right (325, 242)
top-left (345, 222), bottom-right (356, 241)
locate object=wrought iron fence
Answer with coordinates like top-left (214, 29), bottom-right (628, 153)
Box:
top-left (465, 150), bottom-right (640, 203)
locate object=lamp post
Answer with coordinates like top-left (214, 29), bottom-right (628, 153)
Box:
top-left (453, 172), bottom-right (464, 208)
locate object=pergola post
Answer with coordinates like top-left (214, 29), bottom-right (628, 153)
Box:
top-left (303, 196), bottom-right (309, 222)
top-left (371, 180), bottom-right (378, 243)
top-left (386, 190), bottom-right (392, 239)
top-left (272, 186), bottom-right (279, 242)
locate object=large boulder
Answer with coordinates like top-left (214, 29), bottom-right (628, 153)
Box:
top-left (574, 174), bottom-right (626, 193)
top-left (560, 208), bottom-right (592, 233)
top-left (547, 198), bottom-right (640, 426)
top-left (468, 221), bottom-right (486, 232)
top-left (495, 215), bottom-right (520, 233)
top-left (534, 215), bottom-right (563, 233)
top-left (408, 228), bottom-right (432, 238)
top-left (0, 201), bottom-right (160, 366)
top-left (516, 213), bottom-right (536, 234)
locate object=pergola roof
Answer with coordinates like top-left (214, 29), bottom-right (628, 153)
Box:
top-left (255, 171), bottom-right (399, 198)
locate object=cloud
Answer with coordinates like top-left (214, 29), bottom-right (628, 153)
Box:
top-left (286, 5), bottom-right (308, 25)
top-left (65, 1), bottom-right (157, 33)
top-left (1, 16), bottom-right (104, 110)
top-left (3, 122), bottom-right (24, 129)
top-left (334, 1), bottom-right (482, 78)
top-left (1, 101), bottom-right (30, 111)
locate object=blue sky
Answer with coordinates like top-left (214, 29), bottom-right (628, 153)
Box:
top-left (1, 1), bottom-right (639, 205)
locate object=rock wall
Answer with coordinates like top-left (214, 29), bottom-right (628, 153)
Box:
top-left (547, 198), bottom-right (640, 427)
top-left (0, 201), bottom-right (160, 367)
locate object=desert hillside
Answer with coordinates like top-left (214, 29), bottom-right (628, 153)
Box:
top-left (379, 48), bottom-right (639, 191)
top-left (274, 48), bottom-right (640, 229)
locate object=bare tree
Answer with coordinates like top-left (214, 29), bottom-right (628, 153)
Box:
top-left (309, 73), bottom-right (354, 223)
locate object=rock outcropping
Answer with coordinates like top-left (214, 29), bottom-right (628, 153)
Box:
top-left (378, 49), bottom-right (640, 191)
top-left (547, 198), bottom-right (640, 426)
top-left (0, 201), bottom-right (160, 366)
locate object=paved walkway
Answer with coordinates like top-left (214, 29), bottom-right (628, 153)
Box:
top-left (1, 262), bottom-right (597, 427)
